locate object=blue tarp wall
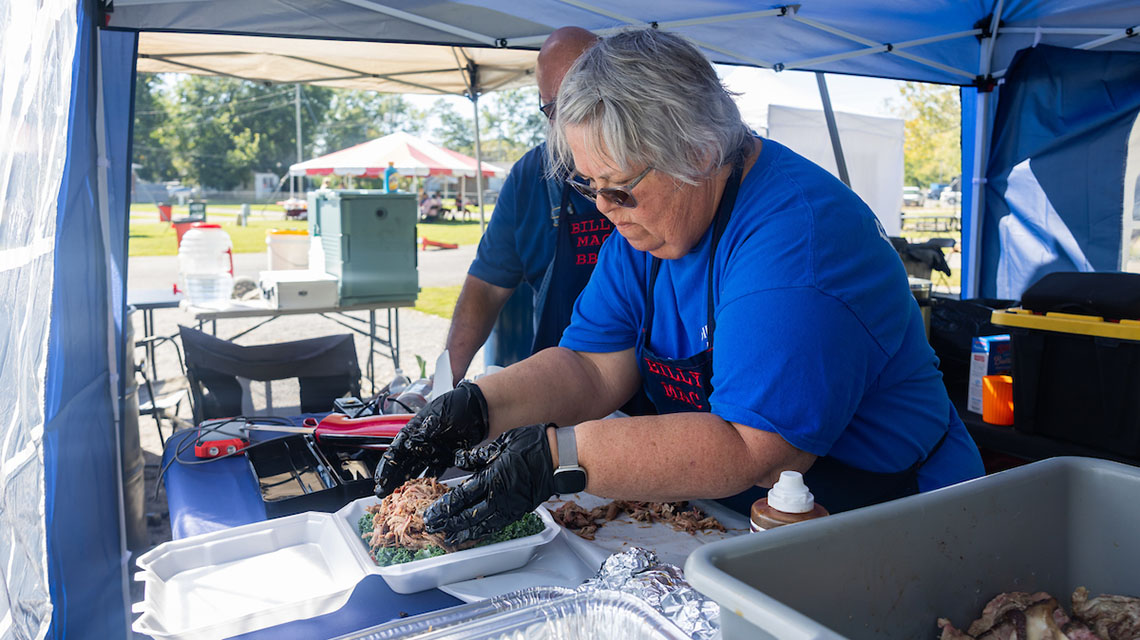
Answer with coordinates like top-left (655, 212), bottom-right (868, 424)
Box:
top-left (44, 1), bottom-right (136, 636)
top-left (979, 44), bottom-right (1140, 298)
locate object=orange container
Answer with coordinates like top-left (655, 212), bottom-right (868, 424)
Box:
top-left (982, 375), bottom-right (1014, 426)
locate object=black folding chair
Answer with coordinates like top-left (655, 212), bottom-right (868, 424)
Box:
top-left (178, 326), bottom-right (361, 424)
top-left (134, 333), bottom-right (189, 447)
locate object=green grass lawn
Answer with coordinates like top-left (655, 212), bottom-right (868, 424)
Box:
top-left (413, 285), bottom-right (461, 320)
top-left (129, 217), bottom-right (308, 256)
top-left (128, 204), bottom-right (485, 256)
top-left (416, 220), bottom-right (484, 247)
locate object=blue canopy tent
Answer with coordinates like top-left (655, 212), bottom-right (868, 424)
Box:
top-left (3, 1), bottom-right (1137, 637)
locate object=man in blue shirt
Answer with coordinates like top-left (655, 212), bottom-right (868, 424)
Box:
top-left (445, 27), bottom-right (602, 380)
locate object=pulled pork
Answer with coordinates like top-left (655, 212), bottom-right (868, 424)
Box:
top-left (552, 500), bottom-right (725, 540)
top-left (938, 588), bottom-right (1140, 640)
top-left (363, 478), bottom-right (473, 553)
top-left (1072, 587), bottom-right (1140, 640)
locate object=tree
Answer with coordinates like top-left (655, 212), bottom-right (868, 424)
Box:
top-left (131, 73), bottom-right (176, 182)
top-left (314, 92), bottom-right (427, 155)
top-left (479, 87), bottom-right (546, 161)
top-left (430, 87), bottom-right (547, 164)
top-left (893, 82), bottom-right (961, 188)
top-left (155, 76), bottom-right (333, 189)
top-left (431, 101), bottom-right (476, 157)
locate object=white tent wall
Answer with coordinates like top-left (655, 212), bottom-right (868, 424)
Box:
top-left (0, 1), bottom-right (78, 637)
top-left (767, 105), bottom-right (905, 236)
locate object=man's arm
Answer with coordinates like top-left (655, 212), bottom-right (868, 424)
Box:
top-left (445, 274), bottom-right (516, 380)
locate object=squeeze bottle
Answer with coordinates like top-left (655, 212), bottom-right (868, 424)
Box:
top-left (750, 471), bottom-right (829, 532)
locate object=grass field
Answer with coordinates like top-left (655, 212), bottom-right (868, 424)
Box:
top-left (413, 285), bottom-right (462, 320)
top-left (128, 204), bottom-right (485, 256)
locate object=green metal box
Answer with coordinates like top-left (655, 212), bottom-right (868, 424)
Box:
top-left (308, 190), bottom-right (418, 305)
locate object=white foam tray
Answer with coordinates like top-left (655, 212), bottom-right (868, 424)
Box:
top-left (132, 497), bottom-right (557, 640)
top-left (335, 495), bottom-right (558, 594)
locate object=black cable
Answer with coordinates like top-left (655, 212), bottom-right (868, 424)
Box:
top-left (385, 397), bottom-right (415, 413)
top-left (153, 415), bottom-right (295, 500)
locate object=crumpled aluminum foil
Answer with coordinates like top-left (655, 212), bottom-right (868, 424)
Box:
top-left (576, 547), bottom-right (720, 640)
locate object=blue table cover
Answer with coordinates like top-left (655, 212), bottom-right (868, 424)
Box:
top-left (160, 424), bottom-right (463, 639)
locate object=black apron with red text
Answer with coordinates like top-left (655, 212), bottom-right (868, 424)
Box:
top-left (635, 160), bottom-right (947, 514)
top-left (533, 184), bottom-right (657, 416)
top-left (531, 184), bottom-right (613, 353)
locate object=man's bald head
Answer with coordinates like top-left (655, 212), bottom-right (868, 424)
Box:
top-left (536, 26), bottom-right (598, 105)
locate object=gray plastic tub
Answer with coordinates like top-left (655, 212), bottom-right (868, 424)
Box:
top-left (685, 457), bottom-right (1140, 640)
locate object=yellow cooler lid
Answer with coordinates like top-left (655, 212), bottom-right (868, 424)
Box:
top-left (991, 308), bottom-right (1140, 341)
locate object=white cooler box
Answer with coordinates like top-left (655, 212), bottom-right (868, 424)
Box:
top-left (259, 270), bottom-right (339, 309)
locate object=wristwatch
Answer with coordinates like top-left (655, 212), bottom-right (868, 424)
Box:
top-left (552, 426), bottom-right (588, 494)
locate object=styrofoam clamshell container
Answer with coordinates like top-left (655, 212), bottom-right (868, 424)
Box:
top-left (685, 457), bottom-right (1140, 640)
top-left (334, 494), bottom-right (559, 594)
top-left (132, 512), bottom-right (364, 640)
top-left (132, 497), bottom-right (558, 640)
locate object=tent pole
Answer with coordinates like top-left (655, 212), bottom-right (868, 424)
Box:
top-left (293, 84), bottom-right (302, 200)
top-left (964, 0), bottom-right (1005, 298)
top-left (815, 72), bottom-right (850, 187)
top-left (471, 93), bottom-right (486, 232)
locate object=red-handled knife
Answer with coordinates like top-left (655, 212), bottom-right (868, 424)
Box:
top-left (242, 413), bottom-right (412, 450)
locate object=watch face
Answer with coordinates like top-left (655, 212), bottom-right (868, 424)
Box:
top-left (553, 468), bottom-right (587, 494)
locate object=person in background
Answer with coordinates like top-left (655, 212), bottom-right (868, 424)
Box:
top-left (443, 26), bottom-right (603, 382)
top-left (377, 28), bottom-right (984, 545)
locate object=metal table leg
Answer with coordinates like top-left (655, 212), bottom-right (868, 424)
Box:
top-left (145, 308), bottom-right (159, 383)
top-left (369, 310), bottom-right (376, 396)
top-left (391, 308), bottom-right (400, 371)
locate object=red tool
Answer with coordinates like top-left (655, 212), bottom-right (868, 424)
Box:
top-left (194, 418), bottom-right (250, 458)
top-left (241, 413), bottom-right (413, 450)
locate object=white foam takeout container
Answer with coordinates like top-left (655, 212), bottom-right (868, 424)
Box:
top-left (132, 495), bottom-right (558, 640)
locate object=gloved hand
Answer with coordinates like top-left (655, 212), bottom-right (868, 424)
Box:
top-left (374, 381), bottom-right (490, 497)
top-left (423, 424), bottom-right (556, 546)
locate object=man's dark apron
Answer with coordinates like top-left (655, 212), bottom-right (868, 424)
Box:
top-left (634, 161), bottom-right (947, 514)
top-left (531, 184), bottom-right (612, 352)
top-left (532, 183), bottom-right (657, 416)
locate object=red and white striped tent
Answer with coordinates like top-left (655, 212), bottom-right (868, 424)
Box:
top-left (288, 131), bottom-right (505, 179)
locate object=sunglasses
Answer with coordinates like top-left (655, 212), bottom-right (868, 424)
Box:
top-left (566, 166), bottom-right (653, 208)
top-left (539, 98), bottom-right (556, 120)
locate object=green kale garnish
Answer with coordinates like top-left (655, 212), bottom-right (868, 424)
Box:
top-left (359, 512), bottom-right (544, 566)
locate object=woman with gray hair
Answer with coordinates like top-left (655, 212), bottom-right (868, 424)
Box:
top-left (377, 28), bottom-right (983, 545)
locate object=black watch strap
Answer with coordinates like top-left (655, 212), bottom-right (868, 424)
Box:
top-left (552, 426), bottom-right (587, 494)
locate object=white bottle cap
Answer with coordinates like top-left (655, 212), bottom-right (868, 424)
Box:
top-left (767, 471), bottom-right (815, 514)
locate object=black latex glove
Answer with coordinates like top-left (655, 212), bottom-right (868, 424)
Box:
top-left (422, 424), bottom-right (556, 547)
top-left (374, 381), bottom-right (490, 497)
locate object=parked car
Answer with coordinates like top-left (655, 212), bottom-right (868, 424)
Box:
top-left (938, 176), bottom-right (962, 207)
top-left (927, 183), bottom-right (947, 201)
top-left (902, 186), bottom-right (925, 207)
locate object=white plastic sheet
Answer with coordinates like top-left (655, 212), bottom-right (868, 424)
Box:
top-left (768, 105), bottom-right (906, 236)
top-left (0, 1), bottom-right (77, 637)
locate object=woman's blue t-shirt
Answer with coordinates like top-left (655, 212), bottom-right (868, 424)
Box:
top-left (560, 139), bottom-right (983, 491)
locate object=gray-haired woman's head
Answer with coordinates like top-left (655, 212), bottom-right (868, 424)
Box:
top-left (548, 28), bottom-right (751, 184)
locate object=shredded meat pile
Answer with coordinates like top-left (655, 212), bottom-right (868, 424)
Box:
top-left (937, 588), bottom-right (1140, 640)
top-left (551, 500), bottom-right (725, 540)
top-left (363, 478), bottom-right (473, 553)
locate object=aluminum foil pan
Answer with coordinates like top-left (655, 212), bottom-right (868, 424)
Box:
top-left (334, 588), bottom-right (689, 640)
top-left (578, 547), bottom-right (720, 640)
